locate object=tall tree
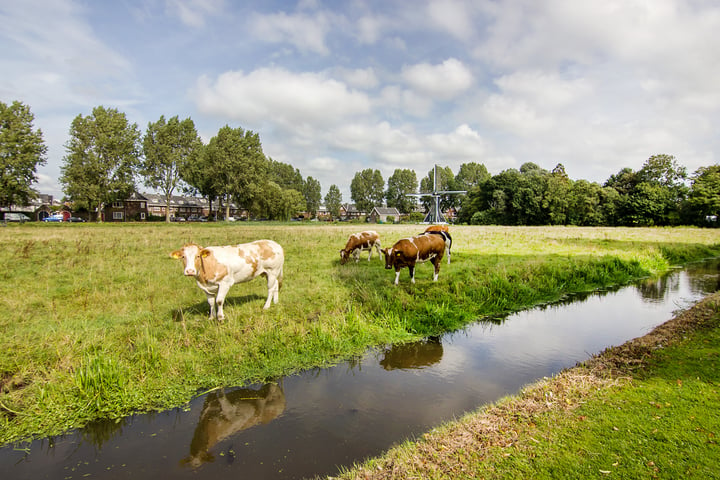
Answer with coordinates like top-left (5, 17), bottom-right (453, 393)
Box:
top-left (685, 165), bottom-right (720, 225)
top-left (455, 162), bottom-right (490, 190)
top-left (204, 125), bottom-right (268, 219)
top-left (324, 184), bottom-right (342, 220)
top-left (60, 106), bottom-right (140, 221)
top-left (182, 144), bottom-right (219, 219)
top-left (385, 168), bottom-right (418, 214)
top-left (350, 168), bottom-right (384, 213)
top-left (303, 176), bottom-right (321, 217)
top-left (140, 115), bottom-right (202, 222)
top-left (269, 158), bottom-right (304, 191)
top-left (0, 101), bottom-right (48, 209)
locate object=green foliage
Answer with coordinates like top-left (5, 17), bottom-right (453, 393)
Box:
top-left (386, 168), bottom-right (418, 214)
top-left (324, 184), bottom-right (343, 219)
top-left (351, 168), bottom-right (384, 213)
top-left (60, 106), bottom-right (141, 220)
top-left (203, 125), bottom-right (268, 218)
top-left (140, 115), bottom-right (202, 222)
top-left (303, 176), bottom-right (322, 216)
top-left (0, 101), bottom-right (48, 209)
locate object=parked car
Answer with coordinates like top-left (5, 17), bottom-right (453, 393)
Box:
top-left (43, 213), bottom-right (65, 222)
top-left (4, 213), bottom-right (30, 223)
top-left (67, 217), bottom-right (86, 223)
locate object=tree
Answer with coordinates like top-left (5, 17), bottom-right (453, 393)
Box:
top-left (204, 125), bottom-right (268, 219)
top-left (140, 115), bottom-right (202, 222)
top-left (269, 158), bottom-right (304, 191)
top-left (0, 101), bottom-right (48, 209)
top-left (324, 184), bottom-right (342, 220)
top-left (385, 168), bottom-right (418, 214)
top-left (350, 168), bottom-right (384, 214)
top-left (302, 176), bottom-right (322, 217)
top-left (685, 165), bottom-right (720, 225)
top-left (182, 144), bottom-right (219, 219)
top-left (455, 162), bottom-right (490, 191)
top-left (60, 106), bottom-right (140, 221)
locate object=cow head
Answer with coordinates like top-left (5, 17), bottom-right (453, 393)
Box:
top-left (170, 244), bottom-right (209, 277)
top-left (381, 248), bottom-right (396, 270)
top-left (339, 249), bottom-right (350, 265)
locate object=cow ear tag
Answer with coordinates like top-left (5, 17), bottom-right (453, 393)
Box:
top-left (396, 252), bottom-right (401, 256)
top-left (201, 250), bottom-right (211, 258)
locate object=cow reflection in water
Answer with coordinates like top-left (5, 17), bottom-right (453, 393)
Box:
top-left (379, 337), bottom-right (443, 370)
top-left (182, 383), bottom-right (285, 468)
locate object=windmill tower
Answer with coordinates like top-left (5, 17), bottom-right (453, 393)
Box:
top-left (408, 165), bottom-right (466, 224)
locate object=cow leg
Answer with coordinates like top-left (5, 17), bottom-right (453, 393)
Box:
top-left (353, 249), bottom-right (360, 263)
top-left (446, 245), bottom-right (451, 264)
top-left (394, 270), bottom-right (401, 285)
top-left (432, 259), bottom-right (440, 281)
top-left (409, 265), bottom-right (416, 284)
top-left (264, 274), bottom-right (279, 309)
top-left (206, 294), bottom-right (217, 319)
top-left (215, 283), bottom-right (232, 321)
top-left (375, 242), bottom-right (382, 260)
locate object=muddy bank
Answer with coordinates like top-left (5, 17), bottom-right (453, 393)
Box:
top-left (339, 291), bottom-right (720, 479)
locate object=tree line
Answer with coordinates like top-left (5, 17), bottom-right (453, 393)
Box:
top-left (1, 100), bottom-right (719, 226)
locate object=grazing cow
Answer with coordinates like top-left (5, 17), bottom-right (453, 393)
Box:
top-left (382, 233), bottom-right (446, 285)
top-left (422, 228), bottom-right (452, 264)
top-left (339, 230), bottom-right (382, 265)
top-left (170, 240), bottom-right (284, 320)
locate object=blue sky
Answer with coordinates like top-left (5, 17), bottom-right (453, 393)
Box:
top-left (2, 0), bottom-right (719, 200)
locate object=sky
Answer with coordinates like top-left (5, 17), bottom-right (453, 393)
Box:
top-left (1, 0), bottom-right (719, 201)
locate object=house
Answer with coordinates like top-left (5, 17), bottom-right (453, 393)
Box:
top-left (368, 206), bottom-right (401, 223)
top-left (339, 204), bottom-right (365, 221)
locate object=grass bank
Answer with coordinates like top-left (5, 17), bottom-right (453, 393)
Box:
top-left (0, 224), bottom-right (718, 446)
top-left (338, 290), bottom-right (720, 479)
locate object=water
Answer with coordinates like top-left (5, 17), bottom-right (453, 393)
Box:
top-left (2, 259), bottom-right (719, 479)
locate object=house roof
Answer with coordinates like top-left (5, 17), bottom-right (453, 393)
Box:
top-left (370, 206), bottom-right (400, 215)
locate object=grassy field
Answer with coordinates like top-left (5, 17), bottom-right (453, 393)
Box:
top-left (338, 290), bottom-right (720, 479)
top-left (0, 223), bottom-right (719, 445)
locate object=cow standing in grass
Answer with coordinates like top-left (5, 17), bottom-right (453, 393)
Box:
top-left (423, 226), bottom-right (452, 264)
top-left (170, 240), bottom-right (284, 320)
top-left (382, 233), bottom-right (446, 285)
top-left (340, 230), bottom-right (382, 265)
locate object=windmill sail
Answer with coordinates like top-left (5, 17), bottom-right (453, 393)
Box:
top-left (407, 165), bottom-right (466, 224)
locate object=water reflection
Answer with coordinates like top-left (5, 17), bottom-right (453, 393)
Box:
top-left (182, 383), bottom-right (285, 468)
top-left (379, 336), bottom-right (443, 370)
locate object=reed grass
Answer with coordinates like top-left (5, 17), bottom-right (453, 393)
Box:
top-left (0, 223), bottom-right (718, 445)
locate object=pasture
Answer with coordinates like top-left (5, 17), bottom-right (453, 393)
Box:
top-left (1, 223), bottom-right (719, 445)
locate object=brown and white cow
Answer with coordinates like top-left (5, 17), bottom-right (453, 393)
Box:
top-left (422, 227), bottom-right (452, 264)
top-left (339, 230), bottom-right (381, 264)
top-left (382, 233), bottom-right (446, 285)
top-left (424, 224), bottom-right (449, 233)
top-left (170, 240), bottom-right (284, 320)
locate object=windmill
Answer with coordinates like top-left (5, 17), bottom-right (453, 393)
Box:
top-left (408, 165), bottom-right (466, 224)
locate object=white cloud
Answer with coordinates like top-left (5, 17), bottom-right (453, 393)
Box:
top-left (193, 67), bottom-right (371, 129)
top-left (402, 58), bottom-right (473, 100)
top-left (333, 67), bottom-right (379, 89)
top-left (249, 10), bottom-right (338, 55)
top-left (164, 0), bottom-right (225, 28)
top-left (426, 0), bottom-right (476, 41)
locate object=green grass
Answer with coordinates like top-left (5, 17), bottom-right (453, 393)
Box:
top-left (1, 223), bottom-right (719, 446)
top-left (472, 297), bottom-right (720, 479)
top-left (337, 292), bottom-right (720, 480)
